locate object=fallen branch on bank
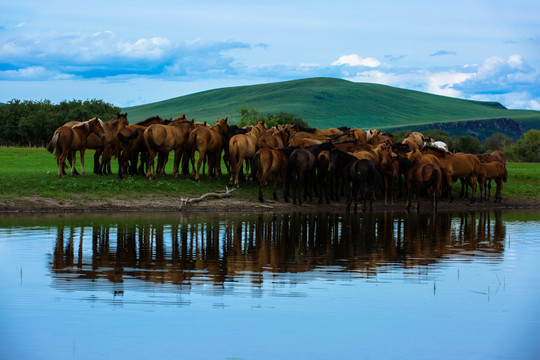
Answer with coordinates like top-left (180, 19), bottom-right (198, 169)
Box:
top-left (178, 187), bottom-right (237, 209)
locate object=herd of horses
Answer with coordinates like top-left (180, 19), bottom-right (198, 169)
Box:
top-left (46, 112), bottom-right (509, 212)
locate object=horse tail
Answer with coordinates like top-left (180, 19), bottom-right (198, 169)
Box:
top-left (229, 139), bottom-right (239, 172)
top-left (47, 130), bottom-right (60, 154)
top-left (145, 128), bottom-right (168, 153)
top-left (502, 166), bottom-right (508, 182)
top-left (253, 152), bottom-right (261, 178)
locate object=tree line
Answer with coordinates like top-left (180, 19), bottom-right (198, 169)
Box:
top-left (0, 99), bottom-right (120, 147)
top-left (1, 100), bottom-right (538, 162)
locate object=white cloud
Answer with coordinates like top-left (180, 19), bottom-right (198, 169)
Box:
top-left (427, 72), bottom-right (474, 97)
top-left (332, 54), bottom-right (381, 68)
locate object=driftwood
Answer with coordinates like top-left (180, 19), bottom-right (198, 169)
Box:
top-left (178, 187), bottom-right (236, 209)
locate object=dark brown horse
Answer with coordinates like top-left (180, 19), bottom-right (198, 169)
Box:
top-left (187, 117), bottom-right (229, 182)
top-left (144, 114), bottom-right (194, 180)
top-left (279, 146), bottom-right (316, 205)
top-left (398, 157), bottom-right (442, 212)
top-left (49, 118), bottom-right (106, 177)
top-left (252, 148), bottom-right (289, 203)
top-left (316, 148), bottom-right (338, 204)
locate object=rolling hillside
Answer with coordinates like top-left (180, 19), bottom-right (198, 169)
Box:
top-left (123, 77), bottom-right (540, 139)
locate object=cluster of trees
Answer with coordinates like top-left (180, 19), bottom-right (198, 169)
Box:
top-left (0, 99), bottom-right (120, 147)
top-left (237, 106), bottom-right (308, 128)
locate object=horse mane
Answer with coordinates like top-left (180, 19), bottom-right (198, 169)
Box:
top-left (135, 115), bottom-right (163, 126)
top-left (337, 126), bottom-right (350, 132)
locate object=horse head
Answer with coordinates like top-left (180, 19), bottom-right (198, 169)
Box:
top-left (88, 118), bottom-right (106, 140)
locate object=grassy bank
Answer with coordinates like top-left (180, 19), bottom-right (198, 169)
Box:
top-left (1, 146), bottom-right (539, 207)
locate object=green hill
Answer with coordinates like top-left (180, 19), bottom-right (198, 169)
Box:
top-left (123, 77), bottom-right (540, 138)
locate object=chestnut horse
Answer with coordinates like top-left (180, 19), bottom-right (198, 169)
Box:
top-left (88, 113), bottom-right (128, 175)
top-left (398, 157), bottom-right (442, 212)
top-left (478, 161), bottom-right (508, 202)
top-left (144, 115), bottom-right (194, 180)
top-left (188, 117), bottom-right (229, 182)
top-left (423, 147), bottom-right (481, 203)
top-left (117, 116), bottom-right (166, 178)
top-left (252, 148), bottom-right (289, 203)
top-left (228, 120), bottom-right (267, 187)
top-left (49, 117), bottom-right (106, 177)
top-left (256, 125), bottom-right (290, 150)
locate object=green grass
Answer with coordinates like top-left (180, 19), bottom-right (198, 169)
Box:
top-left (504, 162), bottom-right (540, 199)
top-left (122, 77), bottom-right (540, 132)
top-left (0, 146), bottom-right (263, 203)
top-left (1, 147), bottom-right (539, 207)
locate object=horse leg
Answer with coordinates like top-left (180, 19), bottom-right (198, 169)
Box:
top-left (79, 149), bottom-right (86, 177)
top-left (469, 176), bottom-right (477, 204)
top-left (172, 150), bottom-right (181, 178)
top-left (94, 149), bottom-right (102, 175)
top-left (146, 150), bottom-right (155, 180)
top-left (195, 150), bottom-right (205, 182)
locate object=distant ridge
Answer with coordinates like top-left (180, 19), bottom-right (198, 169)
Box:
top-left (123, 77), bottom-right (540, 139)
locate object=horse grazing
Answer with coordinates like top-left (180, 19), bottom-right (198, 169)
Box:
top-left (48, 118), bottom-right (106, 177)
top-left (188, 117), bottom-right (229, 182)
top-left (144, 115), bottom-right (194, 180)
top-left (478, 161), bottom-right (508, 202)
top-left (228, 120), bottom-right (267, 187)
top-left (252, 148), bottom-right (289, 203)
top-left (117, 115), bottom-right (165, 179)
top-left (398, 157), bottom-right (442, 212)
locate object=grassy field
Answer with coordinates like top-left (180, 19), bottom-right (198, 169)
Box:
top-left (123, 77), bottom-right (540, 132)
top-left (0, 146), bottom-right (539, 206)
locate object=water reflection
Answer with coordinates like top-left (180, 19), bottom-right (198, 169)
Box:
top-left (50, 211), bottom-right (506, 291)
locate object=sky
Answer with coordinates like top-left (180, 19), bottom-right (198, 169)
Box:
top-left (1, 0), bottom-right (539, 110)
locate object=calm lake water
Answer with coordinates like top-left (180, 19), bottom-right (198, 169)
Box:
top-left (1, 210), bottom-right (539, 360)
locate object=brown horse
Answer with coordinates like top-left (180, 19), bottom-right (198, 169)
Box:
top-left (88, 113), bottom-right (128, 175)
top-left (252, 148), bottom-right (289, 203)
top-left (352, 143), bottom-right (392, 170)
top-left (381, 155), bottom-right (399, 205)
top-left (398, 157), bottom-right (442, 212)
top-left (478, 161), bottom-right (508, 202)
top-left (423, 147), bottom-right (481, 202)
top-left (144, 115), bottom-right (194, 180)
top-left (187, 117), bottom-right (229, 182)
top-left (256, 126), bottom-right (289, 150)
top-left (49, 118), bottom-right (106, 177)
top-left (117, 116), bottom-right (165, 178)
top-left (228, 120), bottom-right (267, 187)
top-left (401, 131), bottom-right (425, 152)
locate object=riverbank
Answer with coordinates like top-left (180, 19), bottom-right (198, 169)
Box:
top-left (2, 193), bottom-right (539, 213)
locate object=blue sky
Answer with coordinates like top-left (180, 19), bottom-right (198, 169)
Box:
top-left (1, 0), bottom-right (539, 109)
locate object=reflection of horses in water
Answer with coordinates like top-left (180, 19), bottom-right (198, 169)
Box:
top-left (48, 117), bottom-right (106, 177)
